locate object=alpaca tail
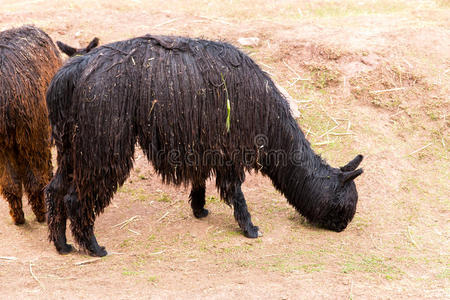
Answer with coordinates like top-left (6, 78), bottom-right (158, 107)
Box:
top-left (46, 61), bottom-right (83, 149)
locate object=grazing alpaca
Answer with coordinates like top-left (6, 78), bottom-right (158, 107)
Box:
top-left (0, 25), bottom-right (62, 224)
top-left (46, 34), bottom-right (363, 256)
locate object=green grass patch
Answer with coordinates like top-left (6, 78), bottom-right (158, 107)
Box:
top-left (342, 255), bottom-right (403, 279)
top-left (436, 266), bottom-right (450, 279)
top-left (301, 263), bottom-right (324, 273)
top-left (267, 257), bottom-right (325, 274)
top-left (305, 0), bottom-right (410, 18)
top-left (147, 275), bottom-right (159, 283)
top-left (119, 238), bottom-right (134, 248)
top-left (206, 195), bottom-right (220, 203)
top-left (117, 186), bottom-right (149, 202)
top-left (122, 268), bottom-right (144, 276)
top-left (156, 192), bottom-right (171, 202)
top-left (308, 65), bottom-right (340, 89)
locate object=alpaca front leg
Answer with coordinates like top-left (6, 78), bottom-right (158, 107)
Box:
top-left (189, 182), bottom-right (209, 218)
top-left (232, 185), bottom-right (261, 238)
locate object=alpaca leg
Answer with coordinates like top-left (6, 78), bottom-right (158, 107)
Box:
top-left (70, 219), bottom-right (106, 257)
top-left (2, 189), bottom-right (24, 225)
top-left (23, 170), bottom-right (47, 223)
top-left (232, 184), bottom-right (260, 238)
top-left (70, 219), bottom-right (106, 258)
top-left (64, 186), bottom-right (106, 257)
top-left (0, 164), bottom-right (25, 225)
top-left (46, 171), bottom-right (73, 254)
top-left (190, 181), bottom-right (209, 218)
top-left (218, 177), bottom-right (260, 238)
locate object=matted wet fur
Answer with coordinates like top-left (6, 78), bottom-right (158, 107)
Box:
top-left (0, 25), bottom-right (62, 225)
top-left (46, 34), bottom-right (364, 256)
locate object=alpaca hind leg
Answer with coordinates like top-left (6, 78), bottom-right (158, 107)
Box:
top-left (2, 189), bottom-right (24, 225)
top-left (190, 181), bottom-right (209, 218)
top-left (46, 171), bottom-right (73, 254)
top-left (64, 186), bottom-right (106, 257)
top-left (0, 163), bottom-right (25, 225)
top-left (23, 170), bottom-right (47, 223)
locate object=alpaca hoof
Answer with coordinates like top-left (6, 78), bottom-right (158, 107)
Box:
top-left (88, 246), bottom-right (107, 257)
top-left (244, 225), bottom-right (260, 238)
top-left (13, 216), bottom-right (25, 225)
top-left (36, 214), bottom-right (46, 223)
top-left (57, 243), bottom-right (75, 255)
top-left (193, 208), bottom-right (209, 219)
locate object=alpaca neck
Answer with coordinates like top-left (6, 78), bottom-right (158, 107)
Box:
top-left (261, 118), bottom-right (333, 219)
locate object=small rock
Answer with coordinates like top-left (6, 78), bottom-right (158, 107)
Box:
top-left (360, 53), bottom-right (380, 67)
top-left (238, 37), bottom-right (260, 47)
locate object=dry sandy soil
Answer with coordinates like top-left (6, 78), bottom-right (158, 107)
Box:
top-left (0, 0), bottom-right (449, 299)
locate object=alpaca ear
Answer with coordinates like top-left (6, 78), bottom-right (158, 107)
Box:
top-left (340, 168), bottom-right (363, 183)
top-left (86, 37), bottom-right (99, 51)
top-left (56, 41), bottom-right (77, 57)
top-left (340, 154), bottom-right (364, 172)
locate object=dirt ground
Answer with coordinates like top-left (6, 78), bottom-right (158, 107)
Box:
top-left (0, 0), bottom-right (448, 299)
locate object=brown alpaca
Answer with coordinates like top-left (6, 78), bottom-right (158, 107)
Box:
top-left (0, 26), bottom-right (99, 225)
top-left (0, 25), bottom-right (62, 224)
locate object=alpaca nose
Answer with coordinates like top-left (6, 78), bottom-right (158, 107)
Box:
top-left (330, 221), bottom-right (347, 232)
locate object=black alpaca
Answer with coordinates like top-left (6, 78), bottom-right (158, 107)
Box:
top-left (46, 35), bottom-right (363, 256)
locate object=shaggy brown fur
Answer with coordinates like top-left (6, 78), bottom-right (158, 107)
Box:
top-left (46, 35), bottom-right (363, 257)
top-left (0, 25), bottom-right (62, 224)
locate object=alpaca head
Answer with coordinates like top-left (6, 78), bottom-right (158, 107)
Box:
top-left (315, 155), bottom-right (364, 232)
top-left (56, 37), bottom-right (99, 57)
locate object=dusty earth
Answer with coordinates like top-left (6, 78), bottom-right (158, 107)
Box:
top-left (0, 0), bottom-right (449, 299)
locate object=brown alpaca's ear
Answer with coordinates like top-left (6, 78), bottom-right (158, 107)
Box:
top-left (340, 168), bottom-right (363, 184)
top-left (86, 37), bottom-right (99, 51)
top-left (56, 41), bottom-right (77, 57)
top-left (340, 154), bottom-right (364, 172)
